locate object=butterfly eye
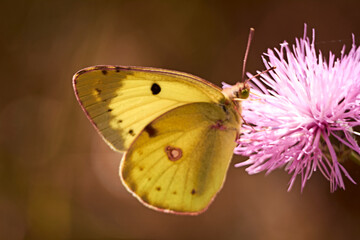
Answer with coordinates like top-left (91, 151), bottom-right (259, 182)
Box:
top-left (237, 82), bottom-right (250, 100)
top-left (239, 88), bottom-right (250, 99)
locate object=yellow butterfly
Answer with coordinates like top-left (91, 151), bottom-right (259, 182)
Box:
top-left (73, 66), bottom-right (250, 215)
top-left (72, 29), bottom-right (257, 216)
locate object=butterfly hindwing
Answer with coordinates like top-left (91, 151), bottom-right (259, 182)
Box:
top-left (120, 102), bottom-right (240, 215)
top-left (73, 66), bottom-right (225, 152)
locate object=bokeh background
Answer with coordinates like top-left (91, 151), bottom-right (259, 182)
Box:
top-left (2, 0), bottom-right (360, 239)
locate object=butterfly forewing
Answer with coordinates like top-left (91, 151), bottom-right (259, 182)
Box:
top-left (73, 66), bottom-right (225, 152)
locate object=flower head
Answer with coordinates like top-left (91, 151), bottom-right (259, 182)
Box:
top-left (228, 25), bottom-right (360, 192)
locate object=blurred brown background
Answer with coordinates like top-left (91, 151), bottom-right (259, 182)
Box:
top-left (1, 0), bottom-right (360, 239)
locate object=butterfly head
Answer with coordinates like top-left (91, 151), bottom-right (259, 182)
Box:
top-left (222, 82), bottom-right (251, 101)
top-left (237, 82), bottom-right (251, 100)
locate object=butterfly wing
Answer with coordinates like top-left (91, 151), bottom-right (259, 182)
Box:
top-left (73, 66), bottom-right (226, 152)
top-left (121, 102), bottom-right (240, 215)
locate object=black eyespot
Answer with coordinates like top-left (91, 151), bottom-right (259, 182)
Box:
top-left (107, 108), bottom-right (113, 112)
top-left (191, 189), bottom-right (196, 195)
top-left (101, 70), bottom-right (107, 75)
top-left (151, 83), bottom-right (161, 95)
top-left (221, 104), bottom-right (227, 113)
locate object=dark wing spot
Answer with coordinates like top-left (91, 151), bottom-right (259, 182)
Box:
top-left (139, 167), bottom-right (144, 171)
top-left (172, 191), bottom-right (177, 195)
top-left (221, 104), bottom-right (228, 113)
top-left (128, 129), bottom-right (135, 136)
top-left (115, 66), bottom-right (121, 72)
top-left (118, 119), bottom-right (123, 123)
top-left (151, 83), bottom-right (161, 95)
top-left (144, 124), bottom-right (157, 137)
top-left (101, 70), bottom-right (107, 75)
top-left (156, 186), bottom-right (161, 191)
top-left (107, 108), bottom-right (113, 112)
top-left (191, 189), bottom-right (196, 195)
top-left (95, 88), bottom-right (102, 94)
top-left (147, 177), bottom-right (152, 181)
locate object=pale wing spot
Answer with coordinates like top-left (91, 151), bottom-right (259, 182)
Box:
top-left (165, 146), bottom-right (183, 161)
top-left (92, 89), bottom-right (102, 101)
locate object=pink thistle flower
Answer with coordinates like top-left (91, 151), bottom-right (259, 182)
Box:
top-left (229, 25), bottom-right (360, 192)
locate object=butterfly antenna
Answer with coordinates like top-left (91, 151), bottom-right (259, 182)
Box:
top-left (245, 66), bottom-right (276, 83)
top-left (242, 28), bottom-right (255, 83)
top-left (233, 66), bottom-right (276, 101)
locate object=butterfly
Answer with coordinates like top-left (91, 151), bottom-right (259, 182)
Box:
top-left (72, 29), bottom-right (259, 216)
top-left (73, 65), bottom-right (250, 215)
